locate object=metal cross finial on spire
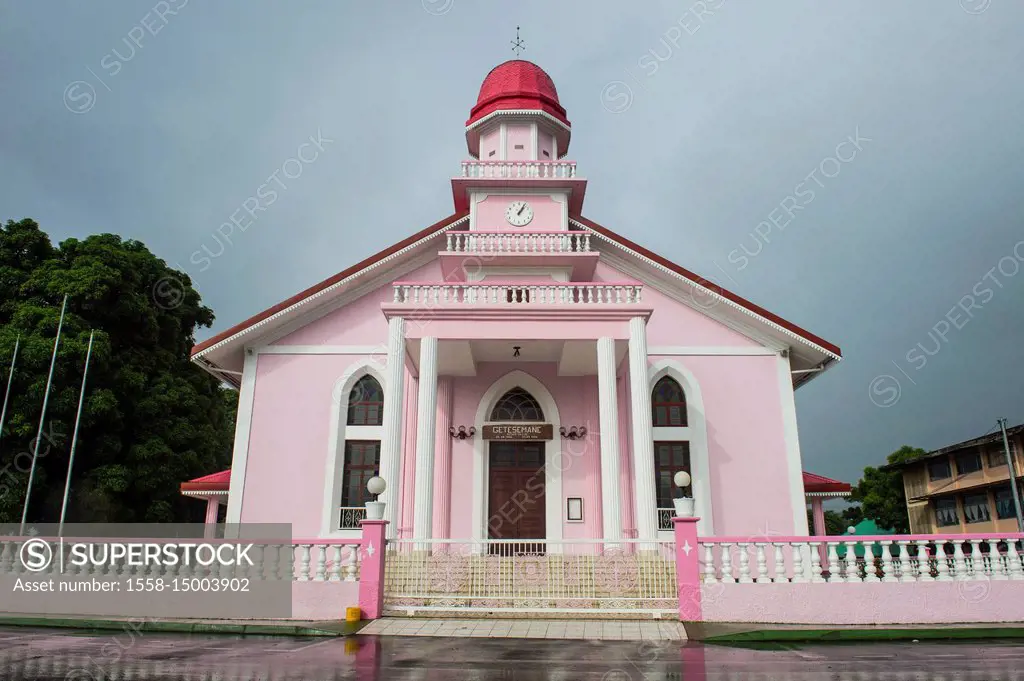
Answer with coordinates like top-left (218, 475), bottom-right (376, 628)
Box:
top-left (511, 26), bottom-right (526, 57)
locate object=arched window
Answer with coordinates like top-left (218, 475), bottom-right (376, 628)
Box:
top-left (347, 375), bottom-right (383, 426)
top-left (652, 376), bottom-right (687, 427)
top-left (652, 375), bottom-right (690, 530)
top-left (490, 387), bottom-right (544, 421)
top-left (339, 374), bottom-right (383, 529)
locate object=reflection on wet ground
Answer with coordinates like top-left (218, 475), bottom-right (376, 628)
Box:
top-left (3, 626), bottom-right (1024, 680)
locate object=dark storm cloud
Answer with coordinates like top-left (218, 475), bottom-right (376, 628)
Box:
top-left (1, 0), bottom-right (1021, 487)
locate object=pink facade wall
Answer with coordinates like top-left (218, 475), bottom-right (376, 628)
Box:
top-left (276, 260), bottom-right (443, 346)
top-left (663, 354), bottom-right (797, 535)
top-left (593, 262), bottom-right (762, 348)
top-left (474, 194), bottom-right (564, 231)
top-left (240, 353), bottom-right (376, 535)
top-left (701, 582), bottom-right (1024, 624)
top-left (538, 130), bottom-right (554, 160)
top-left (479, 126), bottom-right (499, 160)
top-left (292, 582), bottom-right (359, 620)
top-left (236, 253), bottom-right (801, 539)
top-left (505, 124), bottom-right (532, 161)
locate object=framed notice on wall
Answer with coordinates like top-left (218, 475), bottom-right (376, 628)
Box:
top-left (566, 497), bottom-right (584, 522)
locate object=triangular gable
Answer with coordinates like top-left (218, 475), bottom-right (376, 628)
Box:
top-left (191, 211), bottom-right (840, 387)
top-left (571, 215), bottom-right (841, 359)
top-left (190, 211), bottom-right (468, 379)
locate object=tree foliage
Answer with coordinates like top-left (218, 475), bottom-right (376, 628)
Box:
top-left (0, 219), bottom-right (235, 524)
top-left (848, 445), bottom-right (925, 534)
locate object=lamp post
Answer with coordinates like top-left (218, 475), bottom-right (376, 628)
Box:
top-left (365, 476), bottom-right (387, 521)
top-left (673, 470), bottom-right (695, 517)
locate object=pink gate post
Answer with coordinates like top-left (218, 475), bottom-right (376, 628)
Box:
top-left (672, 517), bottom-right (702, 621)
top-left (358, 520), bottom-right (388, 619)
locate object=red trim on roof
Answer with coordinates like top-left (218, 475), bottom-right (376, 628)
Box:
top-left (571, 215), bottom-right (842, 358)
top-left (803, 470), bottom-right (852, 494)
top-left (190, 209), bottom-right (839, 362)
top-left (190, 211), bottom-right (468, 357)
top-left (180, 469), bottom-right (231, 493)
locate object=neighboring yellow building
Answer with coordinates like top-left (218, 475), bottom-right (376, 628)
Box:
top-left (885, 424), bottom-right (1024, 534)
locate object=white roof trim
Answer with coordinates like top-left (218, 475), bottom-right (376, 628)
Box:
top-left (181, 490), bottom-right (229, 498)
top-left (466, 109), bottom-right (571, 134)
top-left (572, 219), bottom-right (841, 362)
top-left (191, 215), bottom-right (469, 360)
top-left (804, 491), bottom-right (852, 498)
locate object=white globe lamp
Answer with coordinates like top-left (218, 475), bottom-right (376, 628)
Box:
top-left (365, 476), bottom-right (387, 521)
top-left (672, 470), bottom-right (695, 518)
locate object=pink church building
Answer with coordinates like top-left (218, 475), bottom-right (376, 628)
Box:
top-left (186, 60), bottom-right (846, 547)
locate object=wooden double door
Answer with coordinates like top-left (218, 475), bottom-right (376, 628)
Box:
top-left (487, 442), bottom-right (546, 540)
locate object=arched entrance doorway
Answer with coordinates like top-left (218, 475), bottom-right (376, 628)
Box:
top-left (486, 388), bottom-right (547, 541)
top-left (472, 370), bottom-right (563, 544)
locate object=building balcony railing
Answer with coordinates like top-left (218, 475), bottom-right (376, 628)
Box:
top-left (339, 506), bottom-right (367, 530)
top-left (391, 282), bottom-right (643, 306)
top-left (459, 160), bottom-right (577, 179)
top-left (445, 231), bottom-right (591, 254)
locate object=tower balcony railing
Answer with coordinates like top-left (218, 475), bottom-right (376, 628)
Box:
top-left (391, 282), bottom-right (643, 306)
top-left (459, 160), bottom-right (577, 179)
top-left (445, 231), bottom-right (591, 254)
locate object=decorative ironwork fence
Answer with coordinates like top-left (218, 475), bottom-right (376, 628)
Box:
top-left (383, 539), bottom-right (677, 614)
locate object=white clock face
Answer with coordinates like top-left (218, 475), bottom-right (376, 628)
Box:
top-left (505, 201), bottom-right (534, 227)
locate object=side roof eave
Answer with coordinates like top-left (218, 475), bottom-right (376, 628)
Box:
top-left (189, 211), bottom-right (469, 377)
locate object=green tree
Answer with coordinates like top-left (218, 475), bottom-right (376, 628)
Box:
top-left (849, 445), bottom-right (925, 534)
top-left (0, 219), bottom-right (236, 524)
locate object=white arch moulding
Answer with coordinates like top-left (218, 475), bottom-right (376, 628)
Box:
top-left (471, 370), bottom-right (564, 548)
top-left (648, 359), bottom-right (714, 536)
top-left (320, 360), bottom-right (387, 537)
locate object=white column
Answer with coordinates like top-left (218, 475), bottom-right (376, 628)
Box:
top-left (597, 337), bottom-right (623, 543)
top-left (413, 337), bottom-right (439, 545)
top-left (432, 377), bottom-right (454, 539)
top-left (379, 317), bottom-right (406, 538)
top-left (628, 316), bottom-right (658, 540)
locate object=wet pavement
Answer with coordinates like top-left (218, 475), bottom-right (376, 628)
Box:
top-left (3, 626), bottom-right (1024, 680)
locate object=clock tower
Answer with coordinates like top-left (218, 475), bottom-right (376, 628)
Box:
top-left (452, 60), bottom-right (586, 233)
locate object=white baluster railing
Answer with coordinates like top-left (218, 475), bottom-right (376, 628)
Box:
top-left (445, 231), bottom-right (592, 254)
top-left (391, 282), bottom-right (643, 306)
top-left (460, 160), bottom-right (578, 180)
top-left (698, 534), bottom-right (1024, 585)
top-left (0, 538), bottom-right (363, 584)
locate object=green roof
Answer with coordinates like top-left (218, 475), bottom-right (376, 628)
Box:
top-left (853, 518), bottom-right (893, 535)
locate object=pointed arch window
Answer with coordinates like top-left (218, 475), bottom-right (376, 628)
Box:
top-left (652, 376), bottom-right (687, 427)
top-left (490, 387), bottom-right (544, 421)
top-left (338, 373), bottom-right (383, 529)
top-left (347, 375), bottom-right (384, 426)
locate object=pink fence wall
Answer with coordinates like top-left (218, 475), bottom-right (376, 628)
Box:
top-left (292, 581), bottom-right (359, 620)
top-left (700, 581), bottom-right (1024, 625)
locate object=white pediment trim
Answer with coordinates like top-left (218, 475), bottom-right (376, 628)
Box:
top-left (573, 219), bottom-right (839, 361)
top-left (193, 216), bottom-right (467, 360)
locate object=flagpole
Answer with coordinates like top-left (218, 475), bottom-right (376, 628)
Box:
top-left (59, 330), bottom-right (94, 537)
top-left (0, 334), bottom-right (20, 449)
top-left (20, 294), bottom-right (68, 535)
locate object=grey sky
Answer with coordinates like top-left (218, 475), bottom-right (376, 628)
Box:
top-left (2, 0), bottom-right (1022, 488)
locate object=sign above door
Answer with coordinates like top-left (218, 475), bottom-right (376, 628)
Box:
top-left (482, 424), bottom-right (554, 441)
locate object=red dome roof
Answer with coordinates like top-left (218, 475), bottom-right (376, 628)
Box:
top-left (467, 60), bottom-right (570, 128)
